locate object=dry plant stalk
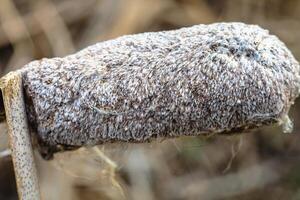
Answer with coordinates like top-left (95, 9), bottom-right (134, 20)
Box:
top-left (0, 72), bottom-right (40, 200)
top-left (1, 23), bottom-right (300, 161)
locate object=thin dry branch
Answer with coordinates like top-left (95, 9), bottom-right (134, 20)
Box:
top-left (0, 71), bottom-right (40, 200)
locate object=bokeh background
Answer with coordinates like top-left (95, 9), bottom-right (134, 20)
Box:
top-left (1, 0), bottom-right (300, 199)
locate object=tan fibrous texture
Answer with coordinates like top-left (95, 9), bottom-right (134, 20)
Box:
top-left (21, 22), bottom-right (300, 157)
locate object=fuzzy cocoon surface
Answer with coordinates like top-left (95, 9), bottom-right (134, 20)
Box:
top-left (20, 22), bottom-right (300, 158)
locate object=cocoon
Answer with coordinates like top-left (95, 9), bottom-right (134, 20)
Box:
top-left (20, 22), bottom-right (300, 158)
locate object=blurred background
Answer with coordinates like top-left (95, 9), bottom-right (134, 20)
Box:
top-left (1, 0), bottom-right (300, 199)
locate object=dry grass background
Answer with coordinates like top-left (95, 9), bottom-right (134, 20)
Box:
top-left (1, 0), bottom-right (300, 199)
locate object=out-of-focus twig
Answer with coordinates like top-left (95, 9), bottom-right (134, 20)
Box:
top-left (0, 0), bottom-right (35, 72)
top-left (94, 0), bottom-right (169, 42)
top-left (163, 161), bottom-right (280, 200)
top-left (0, 149), bottom-right (11, 158)
top-left (0, 0), bottom-right (33, 45)
top-left (33, 0), bottom-right (75, 56)
top-left (0, 0), bottom-right (96, 48)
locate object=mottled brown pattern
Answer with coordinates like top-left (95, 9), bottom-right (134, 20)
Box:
top-left (20, 22), bottom-right (300, 158)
